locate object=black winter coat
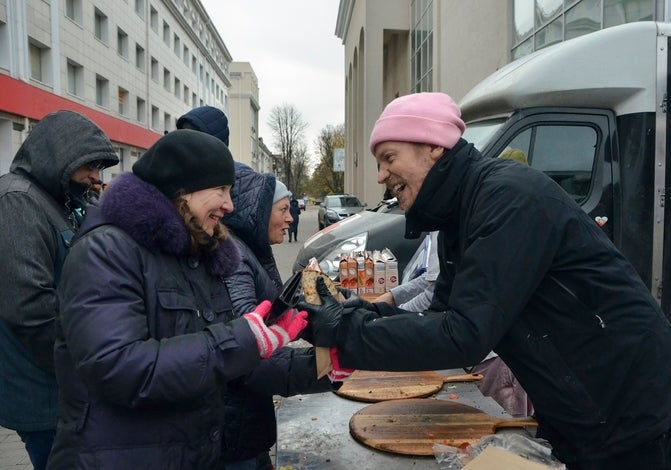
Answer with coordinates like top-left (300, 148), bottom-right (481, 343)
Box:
top-left (48, 173), bottom-right (262, 469)
top-left (0, 110), bottom-right (118, 432)
top-left (337, 140), bottom-right (671, 463)
top-left (221, 164), bottom-right (331, 462)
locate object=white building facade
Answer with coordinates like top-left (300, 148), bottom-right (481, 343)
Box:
top-left (0, 0), bottom-right (232, 180)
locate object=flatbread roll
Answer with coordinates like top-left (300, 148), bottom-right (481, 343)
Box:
top-left (302, 269), bottom-right (346, 304)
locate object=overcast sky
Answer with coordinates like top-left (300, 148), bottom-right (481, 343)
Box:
top-left (199, 0), bottom-right (344, 162)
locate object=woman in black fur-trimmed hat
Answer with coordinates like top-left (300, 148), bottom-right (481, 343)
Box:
top-left (48, 130), bottom-right (308, 469)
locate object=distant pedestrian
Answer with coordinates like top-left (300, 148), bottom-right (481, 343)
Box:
top-left (0, 110), bottom-right (118, 470)
top-left (289, 196), bottom-right (301, 242)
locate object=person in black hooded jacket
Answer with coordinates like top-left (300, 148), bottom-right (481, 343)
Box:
top-left (0, 110), bottom-right (119, 470)
top-left (47, 130), bottom-right (308, 469)
top-left (221, 165), bottom-right (334, 469)
top-left (298, 92), bottom-right (671, 469)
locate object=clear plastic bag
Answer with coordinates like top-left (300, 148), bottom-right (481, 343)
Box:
top-left (434, 433), bottom-right (566, 469)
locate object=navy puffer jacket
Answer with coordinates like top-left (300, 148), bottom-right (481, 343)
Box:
top-left (221, 164), bottom-right (332, 462)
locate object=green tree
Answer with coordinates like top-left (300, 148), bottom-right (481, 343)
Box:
top-left (309, 123), bottom-right (345, 196)
top-left (268, 104), bottom-right (308, 193)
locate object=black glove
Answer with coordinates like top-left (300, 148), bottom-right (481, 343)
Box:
top-left (295, 276), bottom-right (343, 347)
top-left (340, 290), bottom-right (374, 313)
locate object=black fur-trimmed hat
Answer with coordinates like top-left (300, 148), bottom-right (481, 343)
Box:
top-left (132, 129), bottom-right (235, 199)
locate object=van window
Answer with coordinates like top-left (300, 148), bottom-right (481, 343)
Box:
top-left (463, 118), bottom-right (505, 152)
top-left (500, 124), bottom-right (597, 204)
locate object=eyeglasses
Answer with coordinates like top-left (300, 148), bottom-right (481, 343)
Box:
top-left (86, 161), bottom-right (106, 171)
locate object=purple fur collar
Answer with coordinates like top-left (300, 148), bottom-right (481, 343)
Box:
top-left (99, 173), bottom-right (240, 277)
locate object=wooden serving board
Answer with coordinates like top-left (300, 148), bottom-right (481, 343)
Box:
top-left (349, 398), bottom-right (537, 456)
top-left (336, 370), bottom-right (483, 402)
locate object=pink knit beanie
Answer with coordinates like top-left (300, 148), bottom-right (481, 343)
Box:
top-left (369, 92), bottom-right (466, 154)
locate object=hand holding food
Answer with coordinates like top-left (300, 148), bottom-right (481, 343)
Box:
top-left (297, 274), bottom-right (344, 347)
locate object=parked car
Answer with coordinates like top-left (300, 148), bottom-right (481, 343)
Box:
top-left (298, 198), bottom-right (306, 211)
top-left (317, 194), bottom-right (366, 229)
top-left (293, 197), bottom-right (425, 280)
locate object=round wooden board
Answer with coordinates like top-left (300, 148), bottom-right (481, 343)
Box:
top-left (349, 399), bottom-right (537, 456)
top-left (335, 370), bottom-right (483, 402)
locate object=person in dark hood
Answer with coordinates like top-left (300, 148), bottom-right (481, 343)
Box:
top-left (47, 130), bottom-right (308, 469)
top-left (177, 105), bottom-right (230, 146)
top-left (298, 93), bottom-right (671, 469)
top-left (221, 165), bottom-right (337, 469)
top-left (0, 109), bottom-right (119, 469)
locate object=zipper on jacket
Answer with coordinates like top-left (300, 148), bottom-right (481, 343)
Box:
top-left (550, 275), bottom-right (606, 328)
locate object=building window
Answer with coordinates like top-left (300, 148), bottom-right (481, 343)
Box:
top-left (117, 27), bottom-right (128, 59)
top-left (151, 105), bottom-right (159, 130)
top-left (164, 112), bottom-right (171, 133)
top-left (96, 75), bottom-right (109, 108)
top-left (29, 42), bottom-right (43, 82)
top-left (604, 0), bottom-right (655, 27)
top-left (163, 21), bottom-right (170, 46)
top-left (183, 85), bottom-right (189, 104)
top-left (118, 87), bottom-right (129, 115)
top-left (163, 68), bottom-right (171, 92)
top-left (94, 8), bottom-right (108, 44)
top-left (150, 6), bottom-right (158, 32)
top-left (29, 39), bottom-right (51, 84)
top-left (0, 23), bottom-right (8, 70)
top-left (174, 77), bottom-right (181, 99)
top-left (512, 0), bottom-right (656, 59)
top-left (66, 59), bottom-right (83, 97)
top-left (410, 0), bottom-right (433, 93)
top-left (183, 45), bottom-right (189, 64)
top-left (136, 97), bottom-right (146, 123)
top-left (191, 55), bottom-right (197, 73)
top-left (192, 92), bottom-right (197, 107)
top-left (134, 0), bottom-right (145, 19)
top-left (173, 34), bottom-right (180, 55)
top-left (65, 0), bottom-right (82, 24)
top-left (150, 57), bottom-right (158, 81)
top-left (135, 44), bottom-right (145, 71)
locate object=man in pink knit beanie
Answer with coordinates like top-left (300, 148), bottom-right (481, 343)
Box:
top-left (368, 92), bottom-right (465, 210)
top-left (298, 91), bottom-right (671, 468)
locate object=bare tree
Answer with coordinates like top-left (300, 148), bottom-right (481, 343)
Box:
top-left (291, 142), bottom-right (310, 197)
top-left (267, 104), bottom-right (308, 192)
top-left (309, 123), bottom-right (345, 196)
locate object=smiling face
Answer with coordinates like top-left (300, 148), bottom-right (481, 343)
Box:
top-left (183, 186), bottom-right (234, 236)
top-left (268, 196), bottom-right (293, 244)
top-left (374, 142), bottom-right (444, 211)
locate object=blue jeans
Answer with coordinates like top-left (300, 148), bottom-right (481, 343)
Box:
top-left (16, 429), bottom-right (55, 470)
